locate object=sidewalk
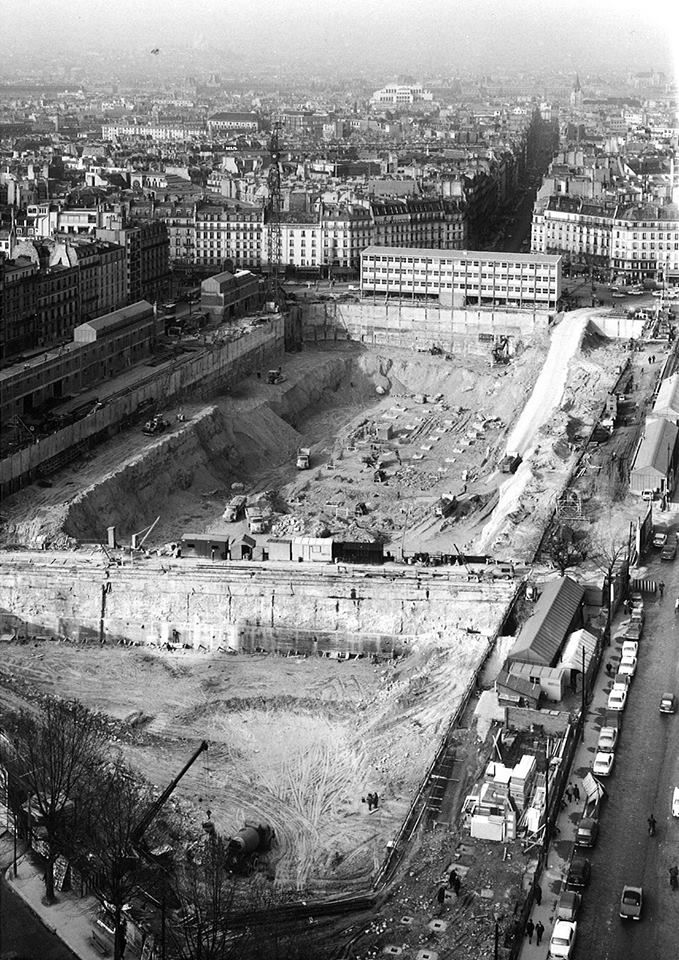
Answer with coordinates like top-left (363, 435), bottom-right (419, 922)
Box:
top-left (1, 835), bottom-right (109, 960)
top-left (517, 612), bottom-right (632, 960)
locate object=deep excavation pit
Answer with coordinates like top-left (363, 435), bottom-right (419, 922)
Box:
top-left (6, 338), bottom-right (552, 552)
top-left (0, 329), bottom-right (627, 897)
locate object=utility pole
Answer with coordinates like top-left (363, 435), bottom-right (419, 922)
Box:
top-left (581, 644), bottom-right (586, 741)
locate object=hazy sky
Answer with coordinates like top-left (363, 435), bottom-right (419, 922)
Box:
top-left (2, 0), bottom-right (679, 76)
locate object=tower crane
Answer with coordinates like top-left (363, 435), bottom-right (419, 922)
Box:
top-left (266, 120), bottom-right (283, 298)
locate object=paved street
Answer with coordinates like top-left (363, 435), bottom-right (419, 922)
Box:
top-left (570, 543), bottom-right (679, 960)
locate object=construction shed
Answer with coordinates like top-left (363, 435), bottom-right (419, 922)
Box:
top-left (500, 661), bottom-right (566, 703)
top-left (495, 667), bottom-right (542, 708)
top-left (652, 373), bottom-right (679, 423)
top-left (630, 417), bottom-right (678, 496)
top-left (180, 532), bottom-right (230, 560)
top-left (507, 576), bottom-right (585, 667)
top-left (231, 534), bottom-right (256, 561)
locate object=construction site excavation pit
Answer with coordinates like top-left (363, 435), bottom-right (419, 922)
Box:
top-left (0, 319), bottom-right (629, 896)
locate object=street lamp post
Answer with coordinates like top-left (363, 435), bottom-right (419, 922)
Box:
top-left (581, 644), bottom-right (586, 741)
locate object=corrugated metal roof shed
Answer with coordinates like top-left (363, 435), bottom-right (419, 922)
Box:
top-left (508, 576), bottom-right (585, 666)
top-left (630, 417), bottom-right (678, 492)
top-left (653, 374), bottom-right (679, 421)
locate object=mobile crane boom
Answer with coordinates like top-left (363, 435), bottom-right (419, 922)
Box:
top-left (131, 740), bottom-right (208, 846)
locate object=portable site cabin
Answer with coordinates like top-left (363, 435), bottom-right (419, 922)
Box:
top-left (266, 539), bottom-right (292, 561)
top-left (333, 540), bottom-right (385, 564)
top-left (630, 417), bottom-right (678, 497)
top-left (291, 536), bottom-right (333, 563)
top-left (180, 532), bottom-right (229, 560)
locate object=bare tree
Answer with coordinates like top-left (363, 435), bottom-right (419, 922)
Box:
top-left (72, 759), bottom-right (152, 960)
top-left (166, 835), bottom-right (253, 960)
top-left (590, 532), bottom-right (629, 644)
top-left (5, 698), bottom-right (107, 903)
top-left (543, 523), bottom-right (588, 575)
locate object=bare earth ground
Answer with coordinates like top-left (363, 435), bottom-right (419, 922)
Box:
top-left (0, 629), bottom-right (492, 894)
top-left (0, 311), bottom-right (638, 904)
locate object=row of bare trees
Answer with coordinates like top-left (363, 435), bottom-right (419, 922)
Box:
top-left (0, 697), bottom-right (304, 960)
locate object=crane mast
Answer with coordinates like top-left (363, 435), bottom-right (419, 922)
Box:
top-left (267, 120), bottom-right (283, 297)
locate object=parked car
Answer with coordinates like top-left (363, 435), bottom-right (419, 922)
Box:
top-left (618, 655), bottom-right (638, 678)
top-left (659, 692), bottom-right (677, 714)
top-left (619, 885), bottom-right (643, 920)
top-left (557, 889), bottom-right (582, 921)
top-left (661, 537), bottom-right (677, 561)
top-left (629, 592), bottom-right (644, 611)
top-left (621, 620), bottom-right (643, 642)
top-left (621, 640), bottom-right (639, 659)
top-left (653, 529), bottom-right (668, 549)
top-left (607, 685), bottom-right (628, 711)
top-left (567, 855), bottom-right (591, 890)
top-left (593, 751), bottom-right (615, 777)
top-left (597, 726), bottom-right (619, 752)
top-left (549, 919), bottom-right (577, 958)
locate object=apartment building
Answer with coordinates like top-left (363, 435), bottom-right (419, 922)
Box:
top-left (532, 197), bottom-right (679, 283)
top-left (531, 196), bottom-right (615, 270)
top-left (370, 197), bottom-right (467, 249)
top-left (154, 201), bottom-right (197, 266)
top-left (612, 203), bottom-right (679, 284)
top-left (194, 202), bottom-right (264, 270)
top-left (101, 123), bottom-right (204, 142)
top-left (148, 197), bottom-right (468, 276)
top-left (97, 222), bottom-right (170, 303)
top-left (0, 256), bottom-right (39, 359)
top-left (206, 113), bottom-right (259, 135)
top-left (50, 236), bottom-right (126, 319)
top-left (360, 247), bottom-right (562, 310)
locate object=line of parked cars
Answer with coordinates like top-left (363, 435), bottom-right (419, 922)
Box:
top-left (549, 591), bottom-right (665, 956)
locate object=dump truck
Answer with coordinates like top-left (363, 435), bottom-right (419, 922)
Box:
top-left (575, 772), bottom-right (607, 848)
top-left (500, 453), bottom-right (522, 474)
top-left (296, 447), bottom-right (311, 470)
top-left (223, 495), bottom-right (246, 523)
top-left (225, 822), bottom-right (275, 874)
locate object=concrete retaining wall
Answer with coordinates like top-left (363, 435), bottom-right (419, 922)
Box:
top-left (0, 553), bottom-right (516, 650)
top-left (299, 300), bottom-right (552, 355)
top-left (0, 319), bottom-right (284, 499)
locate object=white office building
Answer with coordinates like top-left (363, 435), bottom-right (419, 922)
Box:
top-left (360, 246), bottom-right (562, 310)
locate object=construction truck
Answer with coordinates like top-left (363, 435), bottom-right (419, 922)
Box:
top-left (223, 495), bottom-right (247, 522)
top-left (266, 367), bottom-right (285, 384)
top-left (225, 822), bottom-right (275, 874)
top-left (434, 495), bottom-right (457, 518)
top-left (296, 447), bottom-right (311, 470)
top-left (142, 415), bottom-right (169, 436)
